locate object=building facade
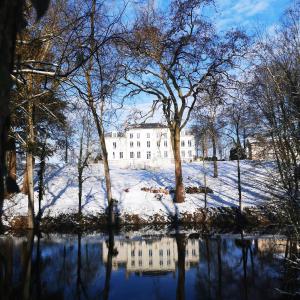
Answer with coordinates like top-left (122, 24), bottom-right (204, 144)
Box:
top-left (105, 123), bottom-right (196, 168)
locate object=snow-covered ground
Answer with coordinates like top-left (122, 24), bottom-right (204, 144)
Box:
top-left (2, 161), bottom-right (279, 223)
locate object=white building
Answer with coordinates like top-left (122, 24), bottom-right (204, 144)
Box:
top-left (105, 123), bottom-right (196, 168)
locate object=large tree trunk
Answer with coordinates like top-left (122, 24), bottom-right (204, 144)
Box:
top-left (27, 101), bottom-right (35, 229)
top-left (99, 121), bottom-right (114, 225)
top-left (0, 0), bottom-right (22, 226)
top-left (171, 125), bottom-right (185, 203)
top-left (212, 134), bottom-right (218, 178)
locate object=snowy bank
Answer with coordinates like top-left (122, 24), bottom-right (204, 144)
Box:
top-left (2, 161), bottom-right (280, 227)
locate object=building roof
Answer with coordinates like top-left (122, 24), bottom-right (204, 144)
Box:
top-left (127, 123), bottom-right (168, 130)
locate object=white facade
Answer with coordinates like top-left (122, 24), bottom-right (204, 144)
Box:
top-left (105, 123), bottom-right (196, 168)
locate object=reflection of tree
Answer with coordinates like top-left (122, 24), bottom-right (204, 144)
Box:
top-left (176, 233), bottom-right (186, 300)
top-left (0, 236), bottom-right (13, 300)
top-left (22, 230), bottom-right (34, 300)
top-left (281, 238), bottom-right (300, 297)
top-left (76, 232), bottom-right (89, 300)
top-left (217, 236), bottom-right (222, 300)
top-left (103, 228), bottom-right (117, 300)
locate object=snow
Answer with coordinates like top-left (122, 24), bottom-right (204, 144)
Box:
top-left (2, 160), bottom-right (279, 223)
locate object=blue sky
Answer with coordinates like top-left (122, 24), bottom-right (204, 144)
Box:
top-left (212, 0), bottom-right (292, 34)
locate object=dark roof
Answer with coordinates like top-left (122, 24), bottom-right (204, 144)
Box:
top-left (127, 123), bottom-right (168, 129)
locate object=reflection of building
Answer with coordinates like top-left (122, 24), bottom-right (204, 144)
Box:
top-left (102, 237), bottom-right (199, 274)
top-left (105, 123), bottom-right (196, 168)
top-left (257, 238), bottom-right (287, 255)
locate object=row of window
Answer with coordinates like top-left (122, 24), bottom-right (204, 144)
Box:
top-left (112, 140), bottom-right (192, 149)
top-left (130, 259), bottom-right (172, 267)
top-left (112, 150), bottom-right (192, 159)
top-left (130, 248), bottom-right (197, 258)
top-left (129, 132), bottom-right (168, 139)
top-left (131, 249), bottom-right (171, 257)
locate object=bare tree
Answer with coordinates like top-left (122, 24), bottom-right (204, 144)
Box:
top-left (70, 0), bottom-right (124, 224)
top-left (122, 0), bottom-right (248, 202)
top-left (248, 2), bottom-right (300, 226)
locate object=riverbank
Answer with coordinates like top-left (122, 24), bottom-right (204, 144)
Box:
top-left (2, 160), bottom-right (280, 230)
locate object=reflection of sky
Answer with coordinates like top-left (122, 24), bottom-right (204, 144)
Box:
top-left (0, 234), bottom-right (293, 300)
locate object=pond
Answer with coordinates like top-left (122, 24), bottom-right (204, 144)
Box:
top-left (0, 229), bottom-right (299, 300)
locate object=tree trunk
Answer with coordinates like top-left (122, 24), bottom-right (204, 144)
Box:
top-left (237, 148), bottom-right (242, 213)
top-left (27, 101), bottom-right (35, 229)
top-left (212, 134), bottom-right (218, 178)
top-left (171, 125), bottom-right (185, 203)
top-left (5, 135), bottom-right (19, 196)
top-left (65, 134), bottom-right (68, 164)
top-left (202, 134), bottom-right (208, 208)
top-left (38, 143), bottom-right (46, 219)
top-left (99, 122), bottom-right (114, 225)
top-left (22, 162), bottom-right (29, 195)
top-left (0, 0), bottom-right (22, 208)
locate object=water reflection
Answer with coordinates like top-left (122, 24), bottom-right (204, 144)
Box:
top-left (0, 231), bottom-right (299, 300)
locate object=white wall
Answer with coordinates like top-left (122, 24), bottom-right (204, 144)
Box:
top-left (105, 127), bottom-right (196, 168)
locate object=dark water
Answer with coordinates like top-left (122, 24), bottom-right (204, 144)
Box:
top-left (0, 230), bottom-right (299, 300)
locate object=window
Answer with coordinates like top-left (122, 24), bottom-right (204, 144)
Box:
top-left (139, 260), bottom-right (142, 266)
top-left (130, 133), bottom-right (133, 138)
top-left (112, 132), bottom-right (117, 137)
top-left (181, 150), bottom-right (185, 158)
top-left (159, 249), bottom-right (163, 256)
top-left (131, 260), bottom-right (135, 266)
top-left (147, 151), bottom-right (151, 159)
top-left (147, 141), bottom-right (150, 148)
top-left (113, 152), bottom-right (115, 159)
top-left (167, 260), bottom-right (171, 265)
top-left (113, 142), bottom-right (116, 149)
top-left (159, 260), bottom-right (163, 266)
top-left (137, 133), bottom-right (140, 138)
top-left (131, 250), bottom-right (135, 257)
top-left (192, 249), bottom-right (196, 256)
top-left (130, 141), bottom-right (134, 147)
top-left (149, 249), bottom-right (153, 257)
top-left (164, 151), bottom-right (168, 158)
top-left (138, 250), bottom-right (142, 257)
top-left (186, 250), bottom-right (189, 256)
top-left (130, 152), bottom-right (134, 158)
top-left (188, 150), bottom-right (192, 157)
top-left (120, 152), bottom-right (123, 159)
top-left (137, 151), bottom-right (141, 158)
top-left (188, 140), bottom-right (192, 147)
top-left (157, 141), bottom-right (160, 147)
top-left (137, 141), bottom-right (141, 147)
top-left (149, 259), bottom-right (153, 266)
top-left (147, 133), bottom-right (150, 138)
top-left (167, 249), bottom-right (170, 256)
top-left (164, 140), bottom-right (167, 147)
top-left (181, 140), bottom-right (185, 147)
